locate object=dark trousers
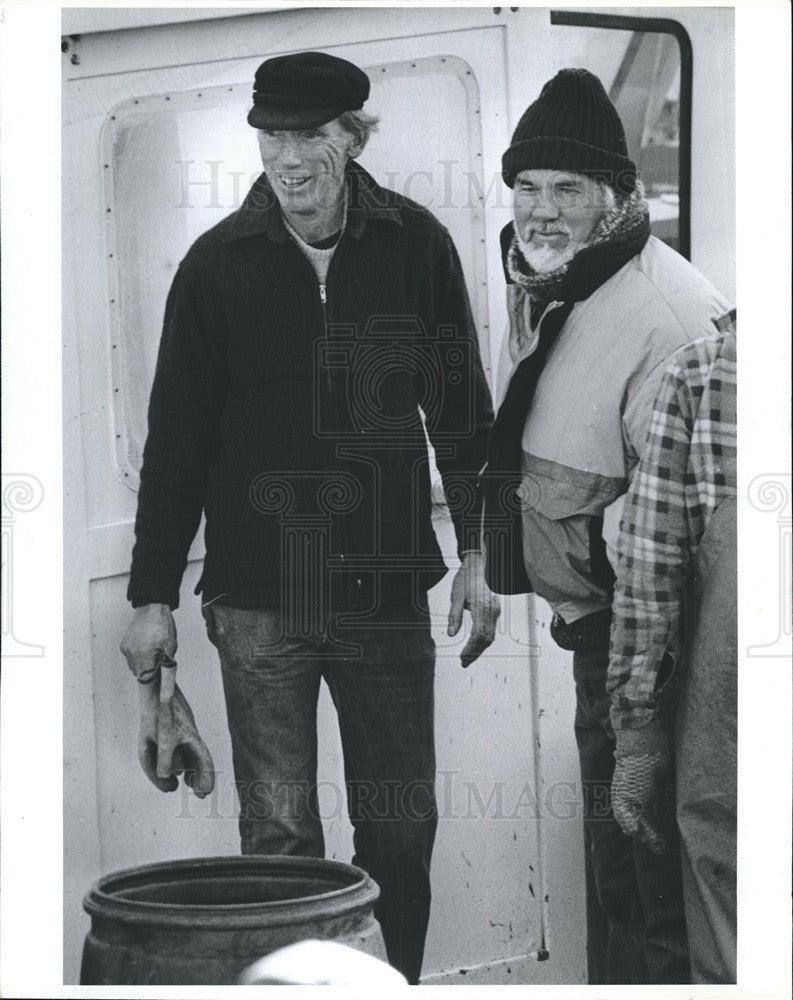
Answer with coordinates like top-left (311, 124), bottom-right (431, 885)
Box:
top-left (573, 647), bottom-right (691, 984)
top-left (203, 600), bottom-right (437, 985)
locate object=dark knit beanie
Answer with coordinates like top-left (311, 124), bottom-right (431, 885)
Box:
top-left (502, 68), bottom-right (637, 194)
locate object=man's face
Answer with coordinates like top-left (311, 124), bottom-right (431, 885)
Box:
top-left (257, 118), bottom-right (362, 217)
top-left (513, 169), bottom-right (614, 272)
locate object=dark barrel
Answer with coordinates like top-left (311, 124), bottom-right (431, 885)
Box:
top-left (80, 855), bottom-right (386, 985)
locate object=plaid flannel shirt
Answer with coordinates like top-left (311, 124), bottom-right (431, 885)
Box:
top-left (608, 312), bottom-right (737, 731)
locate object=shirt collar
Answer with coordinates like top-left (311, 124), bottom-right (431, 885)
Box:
top-left (224, 160), bottom-right (403, 245)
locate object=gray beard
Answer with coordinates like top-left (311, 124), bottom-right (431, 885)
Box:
top-left (514, 228), bottom-right (581, 274)
top-left (514, 185), bottom-right (617, 273)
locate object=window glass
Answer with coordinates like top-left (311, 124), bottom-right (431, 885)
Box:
top-left (105, 87), bottom-right (260, 484)
top-left (548, 23), bottom-right (683, 251)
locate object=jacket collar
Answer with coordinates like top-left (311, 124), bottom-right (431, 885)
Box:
top-left (224, 160), bottom-right (404, 244)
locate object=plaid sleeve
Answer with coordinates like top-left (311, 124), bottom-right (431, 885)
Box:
top-left (607, 364), bottom-right (693, 729)
top-left (608, 330), bottom-right (735, 730)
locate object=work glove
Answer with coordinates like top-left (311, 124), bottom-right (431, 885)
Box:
top-left (612, 722), bottom-right (672, 855)
top-left (121, 604), bottom-right (215, 798)
top-left (137, 652), bottom-right (215, 798)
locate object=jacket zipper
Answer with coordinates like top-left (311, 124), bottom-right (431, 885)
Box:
top-left (320, 244), bottom-right (342, 407)
top-left (317, 278), bottom-right (344, 574)
top-left (319, 283), bottom-right (332, 399)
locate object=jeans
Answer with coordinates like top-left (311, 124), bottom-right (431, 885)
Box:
top-left (203, 599), bottom-right (437, 985)
top-left (573, 647), bottom-right (690, 984)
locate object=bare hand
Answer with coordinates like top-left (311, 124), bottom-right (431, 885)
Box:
top-left (120, 603), bottom-right (176, 683)
top-left (447, 552), bottom-right (501, 668)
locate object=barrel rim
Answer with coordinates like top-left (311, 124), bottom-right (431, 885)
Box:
top-left (82, 855), bottom-right (380, 929)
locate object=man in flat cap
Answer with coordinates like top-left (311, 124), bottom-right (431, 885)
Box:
top-left (484, 68), bottom-right (732, 983)
top-left (121, 51), bottom-right (497, 984)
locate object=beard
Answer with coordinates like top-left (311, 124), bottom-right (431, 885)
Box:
top-left (514, 186), bottom-right (617, 274)
top-left (515, 230), bottom-right (580, 274)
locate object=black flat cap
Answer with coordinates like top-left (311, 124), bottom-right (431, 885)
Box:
top-left (247, 51), bottom-right (370, 130)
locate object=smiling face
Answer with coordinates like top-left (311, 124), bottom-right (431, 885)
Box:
top-left (257, 118), bottom-right (363, 239)
top-left (513, 169), bottom-right (615, 272)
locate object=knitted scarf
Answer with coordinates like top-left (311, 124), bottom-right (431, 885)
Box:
top-left (503, 185), bottom-right (651, 331)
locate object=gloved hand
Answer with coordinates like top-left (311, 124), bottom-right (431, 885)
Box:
top-left (137, 653), bottom-right (215, 798)
top-left (612, 722), bottom-right (672, 855)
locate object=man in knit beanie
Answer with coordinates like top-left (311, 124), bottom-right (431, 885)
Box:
top-left (483, 68), bottom-right (733, 984)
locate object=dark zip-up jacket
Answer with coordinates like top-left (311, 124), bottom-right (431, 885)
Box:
top-left (128, 162), bottom-right (494, 610)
